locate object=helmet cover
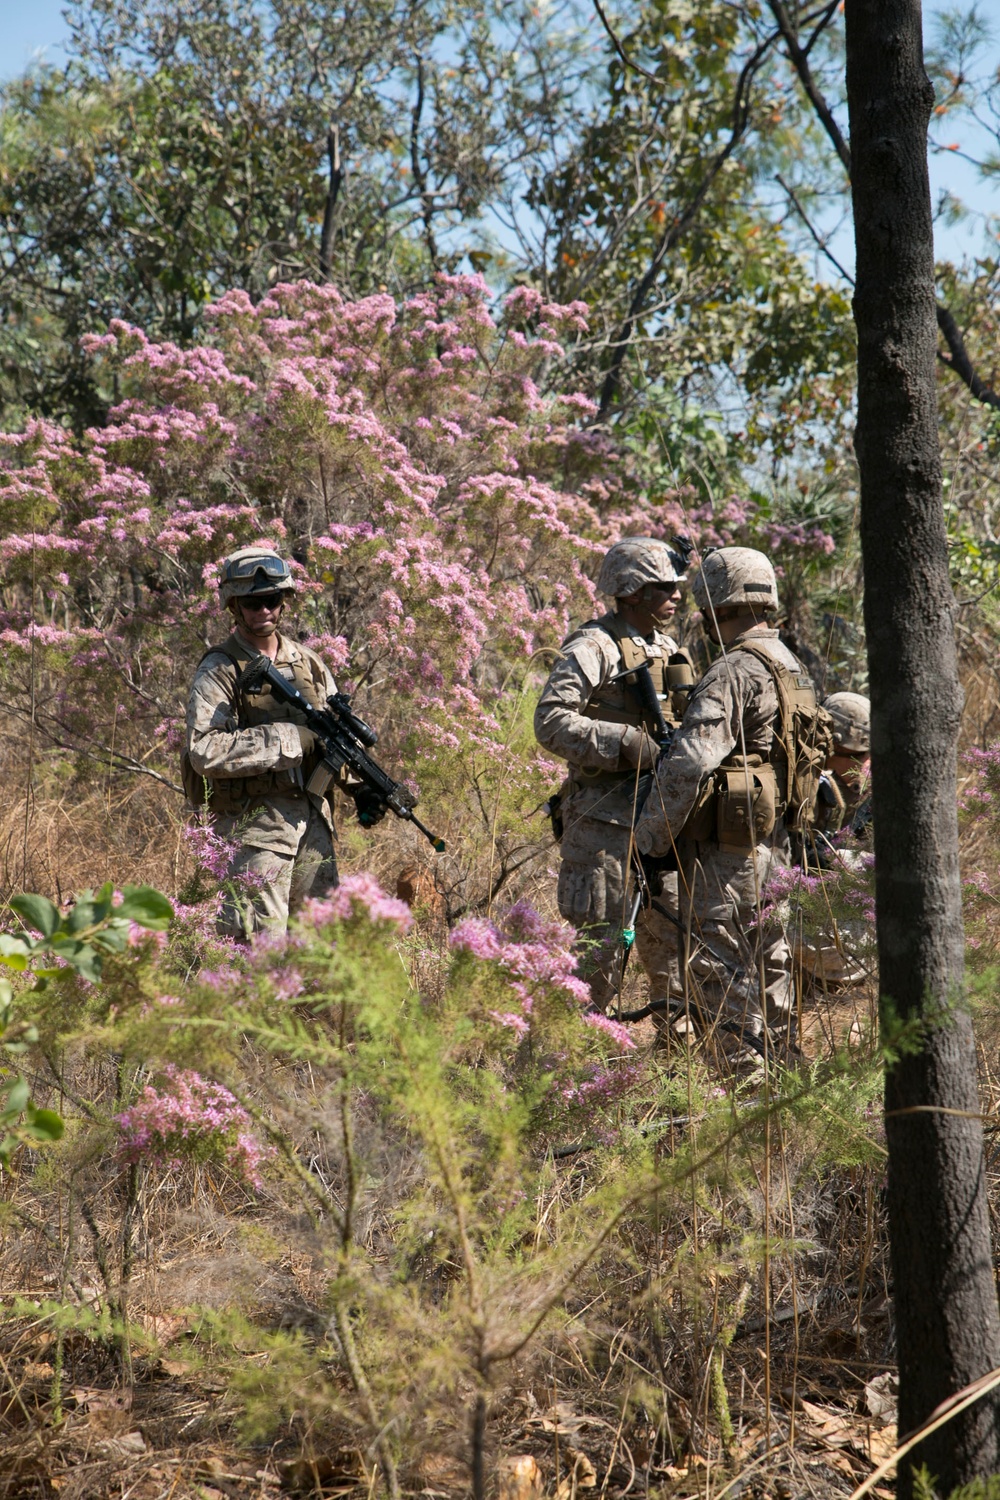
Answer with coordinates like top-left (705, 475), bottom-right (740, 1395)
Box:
top-left (219, 547), bottom-right (295, 605)
top-left (823, 691), bottom-right (870, 754)
top-left (596, 536), bottom-right (686, 597)
top-left (691, 546), bottom-right (779, 615)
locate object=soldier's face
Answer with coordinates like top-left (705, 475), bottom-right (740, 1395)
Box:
top-left (232, 594), bottom-right (284, 639)
top-left (621, 581), bottom-right (681, 629)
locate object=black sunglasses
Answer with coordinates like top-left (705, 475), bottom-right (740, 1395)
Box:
top-left (242, 592), bottom-right (285, 610)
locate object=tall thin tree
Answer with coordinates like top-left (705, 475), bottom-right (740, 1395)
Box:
top-left (845, 2), bottom-right (1000, 1494)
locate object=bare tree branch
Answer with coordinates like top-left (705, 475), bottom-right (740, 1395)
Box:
top-left (319, 124), bottom-right (343, 282)
top-left (591, 0), bottom-right (663, 85)
top-left (596, 33), bottom-right (779, 421)
top-left (765, 0), bottom-right (851, 171)
top-left (410, 57), bottom-right (440, 272)
top-left (770, 0), bottom-right (1000, 413)
top-left (775, 171), bottom-right (855, 284)
top-left (936, 304), bottom-right (1000, 410)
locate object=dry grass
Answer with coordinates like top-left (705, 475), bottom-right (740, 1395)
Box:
top-left (1, 699), bottom-right (999, 1500)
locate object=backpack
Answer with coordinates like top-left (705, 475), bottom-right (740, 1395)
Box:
top-left (734, 641), bottom-right (834, 833)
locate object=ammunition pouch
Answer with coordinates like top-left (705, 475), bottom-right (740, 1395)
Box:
top-left (715, 758), bottom-right (777, 851)
top-left (198, 767), bottom-right (304, 817)
top-left (679, 756), bottom-right (778, 850)
top-left (665, 650), bottom-right (696, 721)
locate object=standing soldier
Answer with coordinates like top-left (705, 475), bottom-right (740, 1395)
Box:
top-left (634, 546), bottom-right (830, 1049)
top-left (184, 546), bottom-right (347, 939)
top-left (534, 537), bottom-right (696, 1029)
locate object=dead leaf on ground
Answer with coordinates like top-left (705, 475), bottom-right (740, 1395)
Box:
top-left (95, 1430), bottom-right (147, 1458)
top-left (71, 1386), bottom-right (132, 1412)
top-left (565, 1449), bottom-right (597, 1488)
top-left (527, 1401), bottom-right (588, 1436)
top-left (798, 1398), bottom-right (855, 1449)
top-left (863, 1372), bottom-right (899, 1426)
top-left (498, 1454), bottom-right (543, 1500)
top-left (279, 1450), bottom-right (367, 1493)
top-left (145, 1311), bottom-right (193, 1342)
top-left (867, 1424), bottom-right (898, 1465)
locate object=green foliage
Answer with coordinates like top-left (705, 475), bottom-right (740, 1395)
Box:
top-left (0, 882), bottom-right (172, 1172)
top-left (0, 1074), bottom-right (64, 1167)
top-left (3, 883), bottom-right (173, 982)
top-left (941, 1473), bottom-right (1000, 1500)
top-left (0, 874), bottom-right (892, 1470)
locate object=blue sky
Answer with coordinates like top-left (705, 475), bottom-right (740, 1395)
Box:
top-left (0, 0), bottom-right (69, 78)
top-left (1, 0), bottom-right (998, 277)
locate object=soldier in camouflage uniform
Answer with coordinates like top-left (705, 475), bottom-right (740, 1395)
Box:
top-left (185, 547), bottom-right (342, 939)
top-left (534, 537), bottom-right (697, 1024)
top-left (634, 546), bottom-right (825, 1042)
top-left (821, 692), bottom-right (870, 830)
top-left (794, 691), bottom-right (872, 988)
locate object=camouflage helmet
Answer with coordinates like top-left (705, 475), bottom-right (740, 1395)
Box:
top-left (218, 547), bottom-right (295, 606)
top-left (596, 536), bottom-right (686, 597)
top-left (824, 691), bottom-right (870, 755)
top-left (691, 546), bottom-right (779, 616)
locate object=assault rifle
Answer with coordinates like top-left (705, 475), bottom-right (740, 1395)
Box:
top-left (238, 656), bottom-right (446, 853)
top-left (615, 656), bottom-right (677, 1001)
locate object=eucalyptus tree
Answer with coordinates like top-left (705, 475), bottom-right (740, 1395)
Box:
top-left (846, 0), bottom-right (1000, 1492)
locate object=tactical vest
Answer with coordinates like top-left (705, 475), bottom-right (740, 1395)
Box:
top-left (182, 634), bottom-right (331, 815)
top-left (572, 616), bottom-right (696, 787)
top-left (682, 639), bottom-right (831, 849)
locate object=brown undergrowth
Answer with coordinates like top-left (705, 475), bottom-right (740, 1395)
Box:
top-left (1, 708), bottom-right (997, 1500)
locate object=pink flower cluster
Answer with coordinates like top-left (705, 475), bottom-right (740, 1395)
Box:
top-left (302, 873), bottom-right (413, 933)
top-left (961, 745), bottom-right (1000, 827)
top-left (451, 900), bottom-right (591, 1036)
top-left (114, 1065), bottom-right (272, 1186)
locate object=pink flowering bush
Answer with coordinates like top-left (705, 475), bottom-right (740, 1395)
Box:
top-left (0, 275), bottom-right (836, 908)
top-left (114, 1065), bottom-right (272, 1186)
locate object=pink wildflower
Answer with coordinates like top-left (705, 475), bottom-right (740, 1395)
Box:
top-left (114, 1066), bottom-right (272, 1187)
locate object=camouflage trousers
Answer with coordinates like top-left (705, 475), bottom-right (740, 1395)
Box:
top-left (678, 841), bottom-right (792, 1036)
top-left (556, 812), bottom-right (680, 1017)
top-left (216, 802), bottom-right (339, 940)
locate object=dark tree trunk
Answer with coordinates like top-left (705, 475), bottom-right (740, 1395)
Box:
top-left (845, 3), bottom-right (1000, 1495)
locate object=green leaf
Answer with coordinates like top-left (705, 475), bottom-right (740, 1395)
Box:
top-left (48, 937), bottom-right (104, 981)
top-left (0, 1132), bottom-right (18, 1167)
top-left (10, 893), bottom-right (60, 938)
top-left (4, 1077), bottom-right (29, 1115)
top-left (25, 1107), bottom-right (64, 1143)
top-left (0, 936), bottom-right (31, 971)
top-left (93, 925), bottom-right (129, 953)
top-left (115, 886), bottom-right (174, 930)
top-left (65, 900), bottom-right (107, 935)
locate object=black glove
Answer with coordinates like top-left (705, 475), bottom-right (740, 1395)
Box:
top-left (352, 787), bottom-right (389, 828)
top-left (637, 846), bottom-right (677, 882)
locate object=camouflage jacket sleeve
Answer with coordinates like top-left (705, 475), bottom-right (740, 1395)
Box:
top-left (635, 653), bottom-right (777, 856)
top-left (186, 654), bottom-right (306, 779)
top-left (533, 630), bottom-right (630, 771)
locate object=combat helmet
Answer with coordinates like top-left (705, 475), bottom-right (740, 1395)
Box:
top-left (218, 547), bottom-right (295, 606)
top-left (823, 691), bottom-right (870, 755)
top-left (691, 546), bottom-right (778, 616)
top-left (596, 536), bottom-right (687, 597)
